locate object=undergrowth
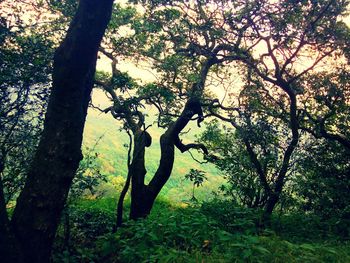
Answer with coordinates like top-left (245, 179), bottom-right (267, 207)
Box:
top-left (53, 198), bottom-right (350, 263)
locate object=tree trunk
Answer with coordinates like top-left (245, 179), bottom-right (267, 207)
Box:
top-left (4, 1), bottom-right (114, 262)
top-left (114, 170), bottom-right (132, 231)
top-left (114, 130), bottom-right (133, 231)
top-left (262, 93), bottom-right (299, 225)
top-left (0, 173), bottom-right (21, 263)
top-left (129, 131), bottom-right (155, 219)
top-left (130, 185), bottom-right (156, 219)
top-left (129, 99), bottom-right (207, 220)
top-left (117, 60), bottom-right (212, 221)
top-left (63, 206), bottom-right (71, 251)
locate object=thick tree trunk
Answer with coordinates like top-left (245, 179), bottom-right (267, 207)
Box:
top-left (129, 131), bottom-right (155, 219)
top-left (3, 1), bottom-right (114, 262)
top-left (63, 206), bottom-right (71, 251)
top-left (130, 186), bottom-right (156, 219)
top-left (145, 130), bottom-right (175, 208)
top-left (129, 99), bottom-right (206, 220)
top-left (129, 141), bottom-right (175, 219)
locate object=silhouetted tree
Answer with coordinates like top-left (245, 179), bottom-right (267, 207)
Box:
top-left (0, 0), bottom-right (114, 262)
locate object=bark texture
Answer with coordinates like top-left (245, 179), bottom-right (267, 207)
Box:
top-left (129, 89), bottom-right (210, 220)
top-left (0, 1), bottom-right (114, 262)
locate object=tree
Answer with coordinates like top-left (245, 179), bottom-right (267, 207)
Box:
top-left (105, 0), bottom-right (347, 225)
top-left (201, 120), bottom-right (273, 208)
top-left (184, 169), bottom-right (207, 201)
top-left (96, 49), bottom-right (212, 224)
top-left (200, 0), bottom-right (349, 224)
top-left (94, 1), bottom-right (250, 226)
top-left (0, 0), bottom-right (114, 262)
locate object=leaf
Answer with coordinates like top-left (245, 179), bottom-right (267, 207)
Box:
top-left (299, 244), bottom-right (316, 252)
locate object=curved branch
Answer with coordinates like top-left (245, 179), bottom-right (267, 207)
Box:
top-left (174, 136), bottom-right (208, 155)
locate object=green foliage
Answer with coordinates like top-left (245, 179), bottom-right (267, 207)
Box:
top-left (97, 207), bottom-right (222, 262)
top-left (68, 199), bottom-right (115, 239)
top-left (200, 199), bottom-right (259, 234)
top-left (53, 199), bottom-right (350, 263)
top-left (271, 212), bottom-right (342, 242)
top-left (293, 140), bottom-right (350, 238)
top-left (53, 199), bottom-right (116, 263)
top-left (111, 71), bottom-right (136, 92)
top-left (137, 83), bottom-right (176, 103)
top-left (157, 54), bottom-right (184, 73)
top-left (109, 4), bottom-right (137, 29)
top-left (200, 119), bottom-right (273, 208)
top-left (301, 68), bottom-right (350, 142)
top-left (185, 169), bottom-right (207, 188)
top-left (0, 2), bottom-right (55, 203)
top-left (70, 144), bottom-right (107, 200)
top-left (184, 169), bottom-right (207, 201)
top-left (95, 202), bottom-right (274, 263)
top-left (1, 126), bottom-right (40, 203)
top-left (95, 71), bottom-right (111, 84)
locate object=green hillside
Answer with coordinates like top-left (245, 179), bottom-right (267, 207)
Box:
top-left (82, 90), bottom-right (223, 203)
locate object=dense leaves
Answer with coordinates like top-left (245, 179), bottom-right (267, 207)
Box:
top-left (52, 200), bottom-right (350, 263)
top-left (0, 1), bottom-right (55, 202)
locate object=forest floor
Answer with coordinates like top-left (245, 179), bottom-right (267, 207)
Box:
top-left (52, 197), bottom-right (350, 263)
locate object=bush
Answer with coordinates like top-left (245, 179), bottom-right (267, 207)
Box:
top-left (200, 199), bottom-right (260, 234)
top-left (53, 199), bottom-right (350, 263)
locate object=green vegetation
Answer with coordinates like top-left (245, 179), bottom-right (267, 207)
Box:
top-left (1, 0), bottom-right (349, 262)
top-left (52, 198), bottom-right (350, 263)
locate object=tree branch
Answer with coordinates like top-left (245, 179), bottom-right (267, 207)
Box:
top-left (174, 136), bottom-right (208, 155)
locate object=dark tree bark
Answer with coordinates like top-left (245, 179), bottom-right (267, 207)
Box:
top-left (63, 206), bottom-right (71, 251)
top-left (129, 130), bottom-right (154, 219)
top-left (0, 1), bottom-right (114, 262)
top-left (262, 89), bottom-right (299, 224)
top-left (114, 170), bottom-right (132, 231)
top-left (0, 171), bottom-right (21, 263)
top-left (129, 97), bottom-right (209, 220)
top-left (130, 109), bottom-right (202, 217)
top-left (114, 131), bottom-right (133, 231)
